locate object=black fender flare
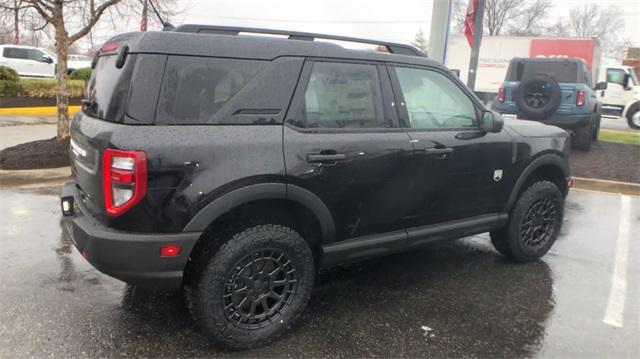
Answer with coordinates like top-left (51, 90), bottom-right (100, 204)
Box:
top-left (183, 183), bottom-right (335, 242)
top-left (505, 154), bottom-right (570, 211)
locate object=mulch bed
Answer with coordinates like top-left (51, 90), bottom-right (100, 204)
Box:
top-left (0, 135), bottom-right (637, 185)
top-left (570, 141), bottom-right (640, 183)
top-left (0, 97), bottom-right (82, 108)
top-left (0, 137), bottom-right (70, 170)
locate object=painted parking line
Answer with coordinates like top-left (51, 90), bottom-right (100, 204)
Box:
top-left (602, 195), bottom-right (632, 328)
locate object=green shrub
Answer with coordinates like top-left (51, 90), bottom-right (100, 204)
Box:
top-left (0, 65), bottom-right (23, 97)
top-left (19, 78), bottom-right (85, 98)
top-left (69, 67), bottom-right (92, 81)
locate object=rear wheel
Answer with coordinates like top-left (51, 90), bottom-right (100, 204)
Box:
top-left (188, 224), bottom-right (315, 349)
top-left (592, 112), bottom-right (601, 141)
top-left (490, 181), bottom-right (564, 262)
top-left (572, 123), bottom-right (592, 151)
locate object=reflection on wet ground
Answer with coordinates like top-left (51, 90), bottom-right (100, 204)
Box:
top-left (0, 188), bottom-right (637, 358)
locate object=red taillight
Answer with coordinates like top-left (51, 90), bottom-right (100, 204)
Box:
top-left (102, 149), bottom-right (147, 217)
top-left (100, 42), bottom-right (118, 52)
top-left (576, 90), bottom-right (586, 107)
top-left (160, 245), bottom-right (182, 257)
top-left (498, 87), bottom-right (506, 103)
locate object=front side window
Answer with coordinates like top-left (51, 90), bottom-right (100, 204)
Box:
top-left (394, 67), bottom-right (477, 130)
top-left (607, 68), bottom-right (626, 86)
top-left (28, 49), bottom-right (45, 61)
top-left (156, 56), bottom-right (264, 125)
top-left (295, 62), bottom-right (387, 129)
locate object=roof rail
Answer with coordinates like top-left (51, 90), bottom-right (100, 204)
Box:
top-left (172, 24), bottom-right (424, 57)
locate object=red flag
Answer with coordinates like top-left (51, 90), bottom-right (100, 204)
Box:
top-left (464, 0), bottom-right (478, 47)
top-left (140, 0), bottom-right (148, 31)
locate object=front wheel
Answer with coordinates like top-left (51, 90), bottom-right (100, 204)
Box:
top-left (189, 224), bottom-right (315, 349)
top-left (490, 181), bottom-right (564, 262)
top-left (627, 104), bottom-right (640, 130)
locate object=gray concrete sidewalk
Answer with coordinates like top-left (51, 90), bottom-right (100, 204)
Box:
top-left (0, 124), bottom-right (57, 150)
top-left (0, 115), bottom-right (56, 127)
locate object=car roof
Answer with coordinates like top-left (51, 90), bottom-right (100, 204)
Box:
top-left (106, 30), bottom-right (446, 70)
top-left (510, 57), bottom-right (586, 65)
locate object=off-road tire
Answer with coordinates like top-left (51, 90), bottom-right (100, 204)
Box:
top-left (592, 112), bottom-right (601, 141)
top-left (513, 74), bottom-right (562, 120)
top-left (572, 123), bottom-right (592, 151)
top-left (490, 181), bottom-right (564, 262)
top-left (189, 224), bottom-right (315, 349)
top-left (627, 103), bottom-right (640, 130)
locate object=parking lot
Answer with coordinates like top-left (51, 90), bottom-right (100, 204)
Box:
top-left (0, 186), bottom-right (637, 358)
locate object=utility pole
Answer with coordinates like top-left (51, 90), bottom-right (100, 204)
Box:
top-left (466, 0), bottom-right (485, 90)
top-left (428, 0), bottom-right (453, 64)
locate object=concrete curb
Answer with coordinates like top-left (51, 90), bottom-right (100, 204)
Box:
top-left (572, 176), bottom-right (640, 197)
top-left (0, 167), bottom-right (638, 196)
top-left (0, 167), bottom-right (71, 189)
top-left (0, 106), bottom-right (81, 116)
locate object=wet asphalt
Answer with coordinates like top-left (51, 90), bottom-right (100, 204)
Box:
top-left (0, 187), bottom-right (638, 358)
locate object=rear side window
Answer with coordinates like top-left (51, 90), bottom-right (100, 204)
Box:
top-left (294, 62), bottom-right (387, 129)
top-left (3, 47), bottom-right (29, 59)
top-left (84, 54), bottom-right (135, 122)
top-left (155, 56), bottom-right (264, 125)
top-left (507, 61), bottom-right (578, 83)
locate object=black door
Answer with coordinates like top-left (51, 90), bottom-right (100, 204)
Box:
top-left (388, 64), bottom-right (514, 228)
top-left (284, 60), bottom-right (414, 241)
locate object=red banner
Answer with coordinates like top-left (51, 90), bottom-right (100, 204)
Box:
top-left (464, 0), bottom-right (478, 47)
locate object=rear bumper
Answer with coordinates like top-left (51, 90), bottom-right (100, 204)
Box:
top-left (498, 111), bottom-right (592, 129)
top-left (60, 182), bottom-right (201, 290)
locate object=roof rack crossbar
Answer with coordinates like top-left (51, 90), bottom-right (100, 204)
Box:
top-left (173, 24), bottom-right (424, 57)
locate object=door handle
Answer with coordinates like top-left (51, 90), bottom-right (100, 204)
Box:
top-left (306, 153), bottom-right (346, 163)
top-left (424, 148), bottom-right (453, 155)
top-left (423, 147), bottom-right (453, 158)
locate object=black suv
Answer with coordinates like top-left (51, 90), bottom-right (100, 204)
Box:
top-left (61, 26), bottom-right (571, 349)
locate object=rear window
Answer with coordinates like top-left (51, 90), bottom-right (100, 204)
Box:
top-left (155, 56), bottom-right (265, 125)
top-left (507, 61), bottom-right (578, 83)
top-left (84, 54), bottom-right (135, 122)
top-left (3, 47), bottom-right (29, 59)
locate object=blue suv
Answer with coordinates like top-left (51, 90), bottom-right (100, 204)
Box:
top-left (493, 58), bottom-right (607, 151)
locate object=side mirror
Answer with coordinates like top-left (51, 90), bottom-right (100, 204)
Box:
top-left (623, 74), bottom-right (631, 89)
top-left (481, 111), bottom-right (504, 133)
top-left (41, 55), bottom-right (53, 64)
top-left (595, 82), bottom-right (608, 90)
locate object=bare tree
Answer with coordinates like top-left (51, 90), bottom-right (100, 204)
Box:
top-left (0, 0), bottom-right (124, 140)
top-left (411, 28), bottom-right (428, 55)
top-left (567, 4), bottom-right (623, 42)
top-left (484, 0), bottom-right (522, 36)
top-left (505, 0), bottom-right (552, 36)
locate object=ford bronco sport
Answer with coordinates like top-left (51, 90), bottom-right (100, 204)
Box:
top-left (61, 25), bottom-right (571, 349)
top-left (493, 58), bottom-right (607, 151)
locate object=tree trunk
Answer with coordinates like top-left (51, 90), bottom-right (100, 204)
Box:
top-left (13, 0), bottom-right (19, 44)
top-left (53, 5), bottom-right (70, 141)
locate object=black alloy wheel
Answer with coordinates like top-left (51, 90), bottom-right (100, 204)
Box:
top-left (524, 83), bottom-right (551, 109)
top-left (223, 249), bottom-right (297, 329)
top-left (519, 198), bottom-right (557, 252)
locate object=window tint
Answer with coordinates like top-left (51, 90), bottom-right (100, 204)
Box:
top-left (156, 56), bottom-right (264, 125)
top-left (84, 54), bottom-right (135, 122)
top-left (3, 47), bottom-right (29, 59)
top-left (295, 62), bottom-right (387, 129)
top-left (28, 49), bottom-right (44, 61)
top-left (507, 61), bottom-right (578, 83)
top-left (607, 68), bottom-right (626, 86)
top-left (394, 67), bottom-right (477, 130)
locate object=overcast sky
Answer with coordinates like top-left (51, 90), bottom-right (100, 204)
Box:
top-left (166, 0), bottom-right (640, 46)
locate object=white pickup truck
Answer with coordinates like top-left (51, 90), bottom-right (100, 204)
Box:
top-left (598, 65), bottom-right (640, 129)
